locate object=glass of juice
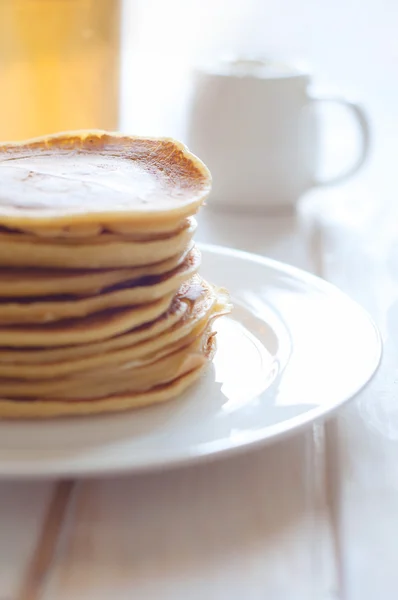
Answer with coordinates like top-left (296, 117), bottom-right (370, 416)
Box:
top-left (0, 0), bottom-right (121, 141)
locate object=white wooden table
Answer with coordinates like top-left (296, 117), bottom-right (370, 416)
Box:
top-left (0, 177), bottom-right (394, 600)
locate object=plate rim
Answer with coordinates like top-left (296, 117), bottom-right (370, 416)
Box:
top-left (0, 243), bottom-right (383, 479)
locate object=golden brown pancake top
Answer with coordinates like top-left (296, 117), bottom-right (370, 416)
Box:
top-left (0, 131), bottom-right (211, 227)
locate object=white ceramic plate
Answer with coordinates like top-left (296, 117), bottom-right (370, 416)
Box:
top-left (0, 244), bottom-right (381, 478)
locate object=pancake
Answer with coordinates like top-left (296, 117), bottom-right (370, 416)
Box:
top-left (0, 328), bottom-right (214, 399)
top-left (0, 217), bottom-right (193, 244)
top-left (0, 285), bottom-right (229, 378)
top-left (0, 293), bottom-right (174, 347)
top-left (0, 295), bottom-right (187, 362)
top-left (0, 130), bottom-right (211, 234)
top-left (0, 364), bottom-right (208, 418)
top-left (0, 218), bottom-right (196, 268)
top-left (9, 217), bottom-right (191, 239)
top-left (0, 276), bottom-right (223, 364)
top-left (0, 317), bottom-right (207, 379)
top-left (0, 247), bottom-right (200, 324)
top-left (0, 130), bottom-right (231, 419)
top-left (0, 246), bottom-right (192, 298)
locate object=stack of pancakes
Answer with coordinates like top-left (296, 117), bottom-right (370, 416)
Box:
top-left (0, 131), bottom-right (230, 418)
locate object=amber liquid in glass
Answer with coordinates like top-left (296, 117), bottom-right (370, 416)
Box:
top-left (0, 0), bottom-right (121, 141)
